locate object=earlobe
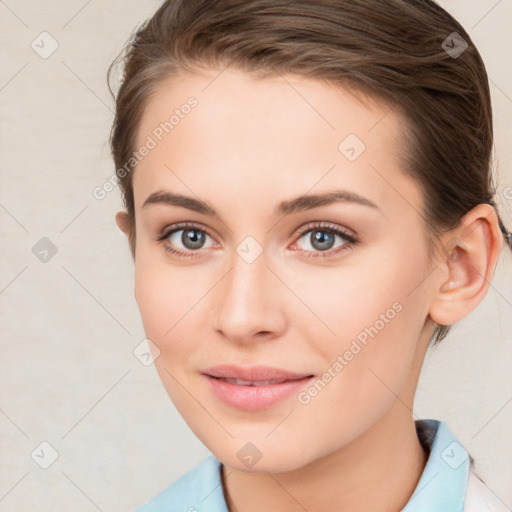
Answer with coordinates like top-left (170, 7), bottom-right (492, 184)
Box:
top-left (429, 204), bottom-right (503, 326)
top-left (115, 211), bottom-right (130, 235)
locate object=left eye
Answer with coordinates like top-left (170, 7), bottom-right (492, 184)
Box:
top-left (292, 225), bottom-right (357, 256)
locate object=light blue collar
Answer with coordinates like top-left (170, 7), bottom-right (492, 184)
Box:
top-left (402, 419), bottom-right (470, 511)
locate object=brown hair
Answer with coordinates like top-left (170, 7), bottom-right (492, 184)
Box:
top-left (108, 0), bottom-right (512, 345)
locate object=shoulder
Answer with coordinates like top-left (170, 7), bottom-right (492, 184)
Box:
top-left (463, 470), bottom-right (511, 512)
top-left (133, 454), bottom-right (228, 512)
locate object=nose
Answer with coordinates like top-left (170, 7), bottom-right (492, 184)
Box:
top-left (212, 246), bottom-right (287, 345)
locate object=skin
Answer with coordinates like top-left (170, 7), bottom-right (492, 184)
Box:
top-left (116, 67), bottom-right (503, 511)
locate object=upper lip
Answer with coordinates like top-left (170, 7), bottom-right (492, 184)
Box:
top-left (203, 364), bottom-right (314, 382)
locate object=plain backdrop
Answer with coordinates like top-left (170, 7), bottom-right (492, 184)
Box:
top-left (0, 0), bottom-right (511, 510)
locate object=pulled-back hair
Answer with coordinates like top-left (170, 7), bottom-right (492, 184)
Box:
top-left (108, 0), bottom-right (512, 345)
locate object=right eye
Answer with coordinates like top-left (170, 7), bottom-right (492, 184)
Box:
top-left (157, 222), bottom-right (217, 257)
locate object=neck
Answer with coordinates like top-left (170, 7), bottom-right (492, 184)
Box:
top-left (222, 403), bottom-right (428, 512)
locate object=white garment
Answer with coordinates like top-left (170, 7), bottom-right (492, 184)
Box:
top-left (464, 470), bottom-right (511, 511)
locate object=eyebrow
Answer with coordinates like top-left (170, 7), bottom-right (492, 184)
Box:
top-left (141, 189), bottom-right (380, 216)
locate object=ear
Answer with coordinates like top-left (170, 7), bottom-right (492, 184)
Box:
top-left (115, 210), bottom-right (130, 235)
top-left (429, 203), bottom-right (504, 326)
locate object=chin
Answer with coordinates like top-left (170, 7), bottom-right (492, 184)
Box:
top-left (211, 439), bottom-right (313, 475)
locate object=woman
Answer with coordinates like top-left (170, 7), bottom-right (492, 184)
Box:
top-left (108, 1), bottom-right (512, 510)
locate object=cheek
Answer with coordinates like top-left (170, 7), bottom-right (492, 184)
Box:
top-left (288, 257), bottom-right (428, 439)
top-left (133, 261), bottom-right (205, 411)
top-left (133, 257), bottom-right (199, 354)
top-left (295, 251), bottom-right (426, 341)
top-left (295, 244), bottom-right (431, 379)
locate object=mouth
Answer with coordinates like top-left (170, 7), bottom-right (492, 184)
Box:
top-left (209, 377), bottom-right (302, 386)
top-left (202, 364), bottom-right (314, 382)
top-left (202, 365), bottom-right (315, 411)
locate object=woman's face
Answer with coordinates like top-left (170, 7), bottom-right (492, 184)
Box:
top-left (127, 67), bottom-right (439, 472)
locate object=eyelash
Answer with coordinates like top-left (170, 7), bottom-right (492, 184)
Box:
top-left (156, 221), bottom-right (359, 259)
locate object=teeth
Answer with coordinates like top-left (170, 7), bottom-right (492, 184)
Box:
top-left (222, 378), bottom-right (285, 386)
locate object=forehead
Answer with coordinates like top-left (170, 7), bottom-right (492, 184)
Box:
top-left (136, 67), bottom-right (400, 148)
top-left (133, 67), bottom-right (421, 218)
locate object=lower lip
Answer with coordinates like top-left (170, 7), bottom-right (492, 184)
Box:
top-left (204, 375), bottom-right (314, 411)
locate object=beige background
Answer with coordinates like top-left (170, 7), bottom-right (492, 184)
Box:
top-left (0, 0), bottom-right (511, 510)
